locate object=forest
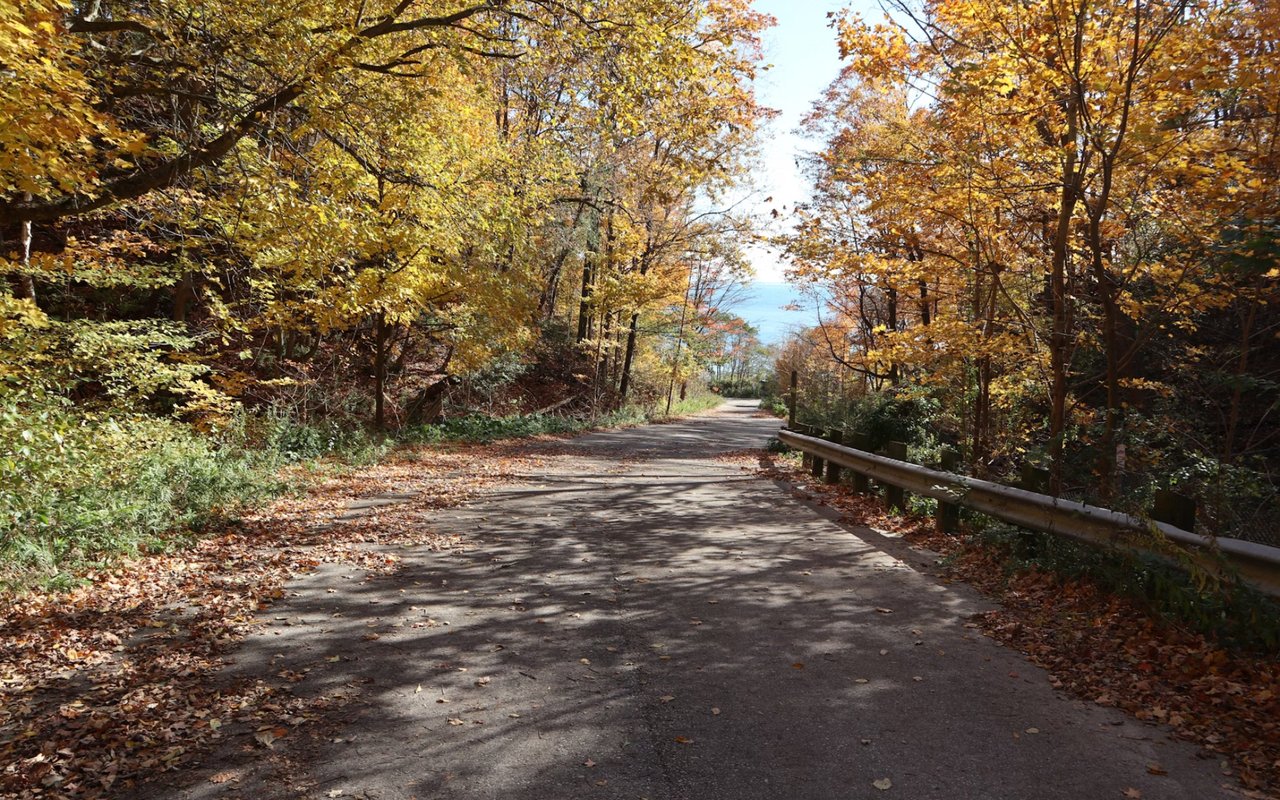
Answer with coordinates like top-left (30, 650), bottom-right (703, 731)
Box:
top-left (775, 0), bottom-right (1280, 553)
top-left (1, 0), bottom-right (1275, 591)
top-left (3, 1), bottom-right (1280, 796)
top-left (1, 0), bottom-right (771, 579)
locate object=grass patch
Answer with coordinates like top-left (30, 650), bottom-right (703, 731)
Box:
top-left (0, 406), bottom-right (284, 588)
top-left (654, 392), bottom-right (724, 420)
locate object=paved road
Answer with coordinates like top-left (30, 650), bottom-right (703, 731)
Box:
top-left (161, 400), bottom-right (1235, 799)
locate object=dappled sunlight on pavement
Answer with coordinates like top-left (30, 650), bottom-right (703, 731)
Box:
top-left (144, 401), bottom-right (1236, 800)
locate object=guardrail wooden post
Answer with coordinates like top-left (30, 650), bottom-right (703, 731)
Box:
top-left (1021, 464), bottom-right (1051, 494)
top-left (788, 371), bottom-right (797, 429)
top-left (849, 432), bottom-right (871, 493)
top-left (810, 429), bottom-right (826, 478)
top-left (1152, 490), bottom-right (1196, 532)
top-left (798, 424), bottom-right (813, 470)
top-left (936, 448), bottom-right (961, 533)
top-left (884, 441), bottom-right (908, 511)
top-left (824, 430), bottom-right (843, 484)
top-left (1017, 464), bottom-right (1050, 554)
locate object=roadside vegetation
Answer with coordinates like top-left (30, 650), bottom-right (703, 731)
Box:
top-left (1, 1), bottom-right (767, 584)
top-left (770, 0), bottom-right (1279, 550)
top-left (1, 383), bottom-right (728, 588)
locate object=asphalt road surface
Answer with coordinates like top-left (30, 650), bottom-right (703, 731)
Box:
top-left (155, 400), bottom-right (1236, 799)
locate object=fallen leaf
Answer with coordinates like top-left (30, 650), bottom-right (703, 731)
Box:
top-left (659, 695), bottom-right (675, 703)
top-left (711, 707), bottom-right (721, 716)
top-left (792, 662), bottom-right (805, 670)
top-left (674, 736), bottom-right (694, 744)
top-left (875, 608), bottom-right (894, 614)
top-left (447, 718), bottom-right (464, 726)
top-left (1146, 764), bottom-right (1167, 777)
top-left (1025, 727), bottom-right (1039, 734)
top-left (1122, 789), bottom-right (1142, 799)
top-left (873, 777), bottom-right (893, 790)
top-left (583, 759), bottom-right (596, 768)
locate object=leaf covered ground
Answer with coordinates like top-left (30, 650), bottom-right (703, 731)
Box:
top-left (6, 436), bottom-right (1278, 798)
top-left (750, 452), bottom-right (1280, 797)
top-left (0, 440), bottom-right (572, 798)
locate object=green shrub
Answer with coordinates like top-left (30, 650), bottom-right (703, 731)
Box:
top-left (258, 411), bottom-right (392, 465)
top-left (796, 387), bottom-right (942, 452)
top-left (766, 436), bottom-right (791, 454)
top-left (0, 401), bottom-right (282, 583)
top-left (712, 379), bottom-right (766, 398)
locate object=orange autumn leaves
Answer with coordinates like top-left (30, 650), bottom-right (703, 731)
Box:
top-left (785, 0), bottom-right (1280, 486)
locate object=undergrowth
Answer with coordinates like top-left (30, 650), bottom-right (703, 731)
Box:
top-left (0, 405), bottom-right (284, 588)
top-left (1, 395), bottom-right (724, 588)
top-left (970, 520), bottom-right (1280, 654)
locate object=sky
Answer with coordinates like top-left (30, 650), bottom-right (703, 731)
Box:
top-left (725, 1), bottom-right (878, 342)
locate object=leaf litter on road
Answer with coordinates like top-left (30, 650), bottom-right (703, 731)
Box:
top-left (0, 439), bottom-right (567, 798)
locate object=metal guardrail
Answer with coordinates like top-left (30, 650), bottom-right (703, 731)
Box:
top-left (778, 428), bottom-right (1280, 599)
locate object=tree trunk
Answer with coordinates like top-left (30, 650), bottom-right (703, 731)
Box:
top-left (539, 199), bottom-right (588, 320)
top-left (373, 312), bottom-right (388, 430)
top-left (597, 311), bottom-right (613, 385)
top-left (172, 272), bottom-right (196, 322)
top-left (666, 263), bottom-right (698, 415)
top-left (619, 312), bottom-right (640, 401)
top-left (575, 258), bottom-right (593, 343)
top-left (1047, 73), bottom-right (1085, 496)
top-left (13, 194), bottom-right (36, 303)
top-left (886, 286), bottom-right (899, 385)
top-left (1223, 301), bottom-right (1258, 461)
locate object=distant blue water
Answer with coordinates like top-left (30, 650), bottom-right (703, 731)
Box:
top-left (728, 281), bottom-right (816, 345)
